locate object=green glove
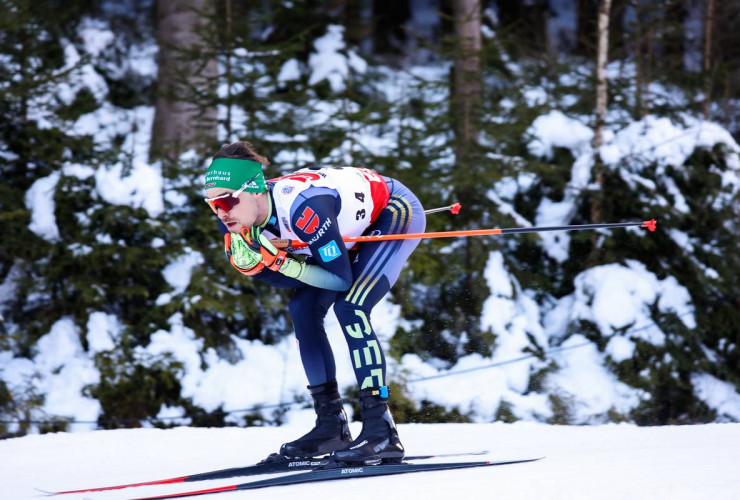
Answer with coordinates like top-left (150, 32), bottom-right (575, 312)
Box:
top-left (243, 226), bottom-right (305, 279)
top-left (224, 232), bottom-right (264, 275)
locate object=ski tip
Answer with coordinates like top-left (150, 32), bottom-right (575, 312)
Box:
top-left (34, 487), bottom-right (55, 496)
top-left (42, 476), bottom-right (188, 495)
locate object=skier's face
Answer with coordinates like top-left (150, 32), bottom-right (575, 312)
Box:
top-left (205, 188), bottom-right (266, 232)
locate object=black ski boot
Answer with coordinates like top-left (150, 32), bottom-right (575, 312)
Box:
top-left (332, 386), bottom-right (405, 465)
top-left (279, 380), bottom-right (352, 458)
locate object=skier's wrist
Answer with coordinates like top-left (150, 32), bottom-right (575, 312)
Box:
top-left (278, 258), bottom-right (305, 279)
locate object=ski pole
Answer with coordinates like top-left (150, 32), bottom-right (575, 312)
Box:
top-left (273, 219), bottom-right (657, 249)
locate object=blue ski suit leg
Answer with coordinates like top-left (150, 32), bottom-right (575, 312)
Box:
top-left (287, 178), bottom-right (425, 388)
top-left (333, 178), bottom-right (426, 389)
top-left (289, 286), bottom-right (338, 385)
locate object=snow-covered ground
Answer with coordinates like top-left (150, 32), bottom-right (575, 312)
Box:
top-left (2, 422), bottom-right (739, 500)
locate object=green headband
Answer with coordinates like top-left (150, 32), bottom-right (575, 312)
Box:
top-left (204, 158), bottom-right (267, 193)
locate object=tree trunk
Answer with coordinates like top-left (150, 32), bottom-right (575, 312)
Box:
top-left (645, 23), bottom-right (654, 108)
top-left (452, 0), bottom-right (483, 352)
top-left (593, 0), bottom-right (612, 150)
top-left (371, 0), bottom-right (411, 55)
top-left (702, 0), bottom-right (715, 120)
top-left (632, 0), bottom-right (644, 120)
top-left (330, 0), bottom-right (365, 46)
top-left (452, 0), bottom-right (482, 208)
top-left (150, 0), bottom-right (218, 161)
top-left (591, 0), bottom-right (612, 226)
top-left (224, 0), bottom-right (232, 140)
top-left (453, 0), bottom-right (482, 154)
top-left (577, 0), bottom-right (599, 57)
top-left (496, 0), bottom-right (549, 54)
top-left (663, 0), bottom-right (686, 75)
top-left (608, 0), bottom-right (628, 59)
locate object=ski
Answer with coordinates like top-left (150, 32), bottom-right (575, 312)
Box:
top-left (41, 450), bottom-right (489, 495)
top-left (130, 458), bottom-right (543, 500)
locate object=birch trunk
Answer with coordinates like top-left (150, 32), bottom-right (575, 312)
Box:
top-left (591, 0), bottom-right (612, 226)
top-left (593, 0), bottom-right (612, 150)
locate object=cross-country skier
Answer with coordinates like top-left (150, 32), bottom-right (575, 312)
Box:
top-left (203, 141), bottom-right (426, 464)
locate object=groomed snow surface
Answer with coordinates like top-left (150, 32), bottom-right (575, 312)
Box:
top-left (2, 422), bottom-right (739, 500)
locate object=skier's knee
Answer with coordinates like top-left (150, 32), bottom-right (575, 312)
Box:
top-left (334, 299), bottom-right (373, 339)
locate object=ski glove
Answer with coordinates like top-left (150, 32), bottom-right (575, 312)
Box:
top-left (224, 231), bottom-right (264, 276)
top-left (242, 226), bottom-right (305, 279)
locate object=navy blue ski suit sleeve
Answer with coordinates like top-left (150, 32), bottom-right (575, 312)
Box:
top-left (288, 189), bottom-right (353, 290)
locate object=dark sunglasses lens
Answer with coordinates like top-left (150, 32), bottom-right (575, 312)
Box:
top-left (208, 196), bottom-right (240, 213)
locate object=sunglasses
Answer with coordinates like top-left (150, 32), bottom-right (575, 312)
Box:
top-left (204, 182), bottom-right (250, 214)
top-left (204, 192), bottom-right (240, 214)
top-left (204, 174), bottom-right (260, 214)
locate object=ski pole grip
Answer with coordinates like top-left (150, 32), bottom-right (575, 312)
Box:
top-left (272, 239), bottom-right (294, 249)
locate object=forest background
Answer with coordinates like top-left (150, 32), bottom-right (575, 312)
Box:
top-left (1, 0), bottom-right (739, 438)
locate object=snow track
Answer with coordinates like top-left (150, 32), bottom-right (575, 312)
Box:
top-left (2, 422), bottom-right (739, 499)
